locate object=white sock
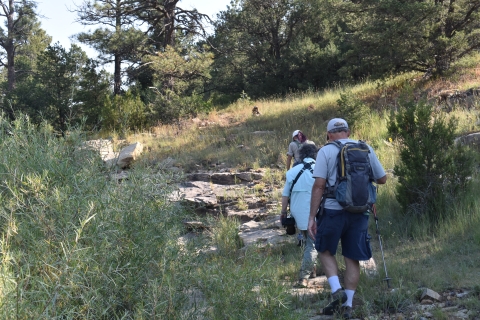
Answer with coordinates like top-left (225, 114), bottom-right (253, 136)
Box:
top-left (327, 276), bottom-right (342, 293)
top-left (342, 289), bottom-right (355, 307)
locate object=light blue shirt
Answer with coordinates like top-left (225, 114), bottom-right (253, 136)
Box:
top-left (282, 158), bottom-right (316, 230)
top-left (312, 139), bottom-right (386, 210)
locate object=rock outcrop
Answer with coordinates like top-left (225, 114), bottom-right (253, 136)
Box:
top-left (82, 139), bottom-right (144, 171)
top-left (455, 132), bottom-right (480, 151)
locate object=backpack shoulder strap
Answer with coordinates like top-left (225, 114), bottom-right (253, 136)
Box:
top-left (325, 140), bottom-right (343, 149)
top-left (303, 160), bottom-right (314, 174)
top-left (323, 140), bottom-right (344, 195)
top-left (289, 161), bottom-right (314, 197)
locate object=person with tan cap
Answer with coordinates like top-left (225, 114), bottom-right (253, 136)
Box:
top-left (286, 130), bottom-right (316, 169)
top-left (308, 118), bottom-right (387, 319)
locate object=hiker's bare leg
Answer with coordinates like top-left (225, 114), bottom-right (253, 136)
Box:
top-left (320, 250), bottom-right (338, 277)
top-left (343, 256), bottom-right (360, 290)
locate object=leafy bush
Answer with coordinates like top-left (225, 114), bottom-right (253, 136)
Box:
top-left (101, 91), bottom-right (148, 133)
top-left (153, 90), bottom-right (213, 124)
top-left (337, 91), bottom-right (371, 129)
top-left (387, 99), bottom-right (476, 222)
top-left (210, 214), bottom-right (243, 256)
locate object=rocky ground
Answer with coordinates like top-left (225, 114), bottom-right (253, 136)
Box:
top-left (176, 168), bottom-right (480, 320)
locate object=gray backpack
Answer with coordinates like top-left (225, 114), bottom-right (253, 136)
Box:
top-left (324, 140), bottom-right (377, 213)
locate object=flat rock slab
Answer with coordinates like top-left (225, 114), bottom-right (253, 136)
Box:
top-left (211, 184), bottom-right (246, 200)
top-left (173, 181), bottom-right (217, 207)
top-left (226, 208), bottom-right (271, 222)
top-left (171, 180), bottom-right (271, 214)
top-left (239, 228), bottom-right (291, 247)
top-left (239, 215), bottom-right (281, 231)
top-left (187, 170), bottom-right (265, 185)
top-left (239, 215), bottom-right (295, 247)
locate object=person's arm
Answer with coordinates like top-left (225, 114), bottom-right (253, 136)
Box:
top-left (280, 196), bottom-right (289, 223)
top-left (376, 175), bottom-right (387, 184)
top-left (286, 155), bottom-right (292, 169)
top-left (368, 147), bottom-right (387, 185)
top-left (308, 177), bottom-right (326, 240)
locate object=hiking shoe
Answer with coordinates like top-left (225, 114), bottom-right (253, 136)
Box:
top-left (294, 278), bottom-right (308, 288)
top-left (322, 289), bottom-right (347, 315)
top-left (342, 306), bottom-right (352, 319)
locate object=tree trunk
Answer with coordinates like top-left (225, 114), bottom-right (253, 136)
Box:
top-left (6, 0), bottom-right (15, 92)
top-left (162, 0), bottom-right (177, 48)
top-left (114, 0), bottom-right (122, 95)
top-left (114, 53), bottom-right (121, 95)
top-left (162, 0), bottom-right (178, 93)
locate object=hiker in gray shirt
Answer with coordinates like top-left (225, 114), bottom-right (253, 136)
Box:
top-left (308, 118), bottom-right (387, 319)
top-left (286, 130), bottom-right (316, 169)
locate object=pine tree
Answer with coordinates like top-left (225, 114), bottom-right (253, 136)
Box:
top-left (74, 0), bottom-right (146, 95)
top-left (0, 0), bottom-right (39, 118)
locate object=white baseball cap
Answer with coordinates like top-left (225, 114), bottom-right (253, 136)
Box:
top-left (292, 130), bottom-right (300, 139)
top-left (327, 118), bottom-right (349, 132)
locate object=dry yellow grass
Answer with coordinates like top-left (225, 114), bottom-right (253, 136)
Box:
top-left (118, 54), bottom-right (480, 175)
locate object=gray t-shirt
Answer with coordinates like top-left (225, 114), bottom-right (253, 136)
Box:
top-left (312, 139), bottom-right (386, 210)
top-left (287, 140), bottom-right (316, 163)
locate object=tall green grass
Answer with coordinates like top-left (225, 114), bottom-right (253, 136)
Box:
top-left (0, 116), bottom-right (196, 319)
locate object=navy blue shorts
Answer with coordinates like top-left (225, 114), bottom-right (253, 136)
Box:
top-left (315, 208), bottom-right (372, 261)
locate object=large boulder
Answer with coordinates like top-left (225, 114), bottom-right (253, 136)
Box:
top-left (106, 142), bottom-right (144, 169)
top-left (82, 140), bottom-right (144, 169)
top-left (81, 139), bottom-right (117, 162)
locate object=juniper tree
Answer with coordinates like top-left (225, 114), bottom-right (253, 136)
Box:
top-left (388, 98), bottom-right (476, 223)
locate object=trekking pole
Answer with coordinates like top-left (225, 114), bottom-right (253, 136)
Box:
top-left (372, 204), bottom-right (392, 288)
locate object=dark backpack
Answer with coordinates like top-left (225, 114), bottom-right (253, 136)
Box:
top-left (324, 140), bottom-right (377, 213)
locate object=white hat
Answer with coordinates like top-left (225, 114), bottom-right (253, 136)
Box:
top-left (292, 130), bottom-right (300, 139)
top-left (327, 118), bottom-right (349, 132)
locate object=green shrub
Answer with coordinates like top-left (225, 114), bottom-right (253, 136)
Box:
top-left (211, 214), bottom-right (243, 255)
top-left (337, 91), bottom-right (371, 129)
top-left (387, 98), bottom-right (476, 223)
top-left (101, 91), bottom-right (148, 134)
top-left (153, 90), bottom-right (214, 124)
